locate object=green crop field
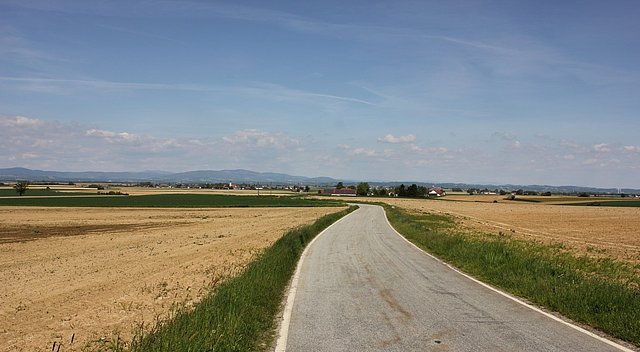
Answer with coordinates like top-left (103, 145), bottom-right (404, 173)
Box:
top-left (561, 200), bottom-right (640, 207)
top-left (0, 188), bottom-right (93, 197)
top-left (0, 193), bottom-right (343, 208)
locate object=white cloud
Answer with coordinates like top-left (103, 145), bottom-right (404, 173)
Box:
top-left (86, 128), bottom-right (142, 143)
top-left (349, 148), bottom-right (377, 157)
top-left (0, 115), bottom-right (43, 128)
top-left (105, 130), bottom-right (126, 139)
top-left (378, 134), bottom-right (416, 144)
top-left (409, 144), bottom-right (448, 154)
top-left (1, 113), bottom-right (638, 187)
top-left (593, 143), bottom-right (611, 152)
top-left (581, 158), bottom-right (620, 167)
top-left (0, 116), bottom-right (316, 171)
top-left (559, 139), bottom-right (581, 149)
top-left (222, 129), bottom-right (299, 149)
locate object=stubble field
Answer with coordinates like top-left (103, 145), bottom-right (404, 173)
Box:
top-left (0, 206), bottom-right (341, 351)
top-left (371, 197), bottom-right (640, 263)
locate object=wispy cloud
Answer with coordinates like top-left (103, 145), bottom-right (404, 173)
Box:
top-left (0, 76), bottom-right (375, 106)
top-left (94, 23), bottom-right (188, 45)
top-left (0, 25), bottom-right (59, 67)
top-left (491, 132), bottom-right (517, 141)
top-left (0, 76), bottom-right (209, 91)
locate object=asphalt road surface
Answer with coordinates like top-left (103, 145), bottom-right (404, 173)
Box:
top-left (281, 204), bottom-right (630, 352)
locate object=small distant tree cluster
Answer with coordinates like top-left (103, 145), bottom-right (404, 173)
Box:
top-left (356, 182), bottom-right (370, 196)
top-left (394, 183), bottom-right (428, 198)
top-left (14, 181), bottom-right (29, 196)
top-left (370, 188), bottom-right (390, 197)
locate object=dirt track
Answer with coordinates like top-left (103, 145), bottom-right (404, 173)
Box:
top-left (0, 206), bottom-right (341, 351)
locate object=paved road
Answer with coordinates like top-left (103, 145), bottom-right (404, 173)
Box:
top-left (283, 204), bottom-right (628, 351)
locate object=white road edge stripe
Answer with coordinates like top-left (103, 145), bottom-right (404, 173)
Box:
top-left (382, 207), bottom-right (635, 352)
top-left (274, 207), bottom-right (358, 352)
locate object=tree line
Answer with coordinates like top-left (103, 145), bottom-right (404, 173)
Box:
top-left (352, 182), bottom-right (431, 198)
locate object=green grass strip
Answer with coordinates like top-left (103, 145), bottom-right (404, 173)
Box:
top-left (384, 204), bottom-right (640, 346)
top-left (0, 194), bottom-right (343, 208)
top-left (123, 205), bottom-right (356, 352)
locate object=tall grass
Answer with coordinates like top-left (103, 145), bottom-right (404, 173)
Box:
top-left (123, 205), bottom-right (356, 352)
top-left (385, 205), bottom-right (640, 346)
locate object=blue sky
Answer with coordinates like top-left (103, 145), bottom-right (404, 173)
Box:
top-left (1, 1), bottom-right (639, 188)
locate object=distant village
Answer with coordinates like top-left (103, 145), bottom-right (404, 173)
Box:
top-left (96, 181), bottom-right (640, 198)
top-left (3, 179), bottom-right (639, 199)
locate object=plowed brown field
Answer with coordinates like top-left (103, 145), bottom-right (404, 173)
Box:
top-left (0, 206), bottom-right (341, 351)
top-left (370, 198), bottom-right (640, 262)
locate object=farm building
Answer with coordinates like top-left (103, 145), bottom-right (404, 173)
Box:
top-left (428, 187), bottom-right (446, 197)
top-left (320, 188), bottom-right (357, 196)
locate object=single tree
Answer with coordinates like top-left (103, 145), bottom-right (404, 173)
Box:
top-left (397, 184), bottom-right (407, 197)
top-left (356, 182), bottom-right (370, 196)
top-left (335, 182), bottom-right (344, 189)
top-left (14, 181), bottom-right (29, 196)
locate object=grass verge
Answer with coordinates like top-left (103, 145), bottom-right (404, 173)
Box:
top-left (117, 205), bottom-right (356, 352)
top-left (384, 204), bottom-right (640, 346)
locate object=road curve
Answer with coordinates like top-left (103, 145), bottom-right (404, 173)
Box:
top-left (280, 204), bottom-right (629, 352)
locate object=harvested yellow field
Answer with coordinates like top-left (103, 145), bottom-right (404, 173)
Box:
top-left (370, 197), bottom-right (640, 262)
top-left (0, 206), bottom-right (341, 351)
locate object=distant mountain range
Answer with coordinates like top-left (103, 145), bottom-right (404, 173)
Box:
top-left (0, 167), bottom-right (341, 185)
top-left (0, 167), bottom-right (638, 194)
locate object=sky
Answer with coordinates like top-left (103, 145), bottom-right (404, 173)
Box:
top-left (1, 0), bottom-right (639, 188)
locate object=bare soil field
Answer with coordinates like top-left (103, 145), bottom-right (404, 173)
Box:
top-left (369, 197), bottom-right (640, 262)
top-left (0, 206), bottom-right (341, 351)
